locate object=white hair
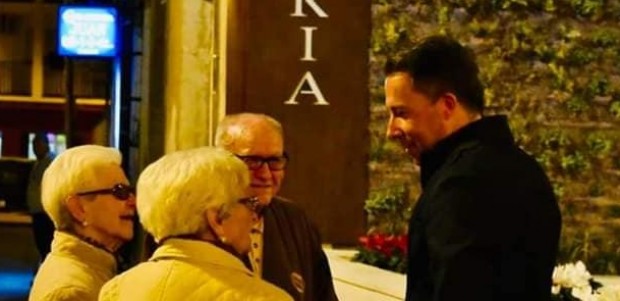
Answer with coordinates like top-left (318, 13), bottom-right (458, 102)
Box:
top-left (136, 147), bottom-right (249, 242)
top-left (214, 113), bottom-right (283, 150)
top-left (41, 145), bottom-right (122, 230)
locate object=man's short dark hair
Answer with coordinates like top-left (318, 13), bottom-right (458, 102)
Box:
top-left (385, 35), bottom-right (485, 114)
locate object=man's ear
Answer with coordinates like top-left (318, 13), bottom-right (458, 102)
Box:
top-left (205, 209), bottom-right (226, 239)
top-left (439, 93), bottom-right (458, 119)
top-left (65, 195), bottom-right (86, 224)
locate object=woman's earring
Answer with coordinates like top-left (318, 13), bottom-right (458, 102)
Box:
top-left (82, 220), bottom-right (89, 227)
top-left (220, 236), bottom-right (228, 243)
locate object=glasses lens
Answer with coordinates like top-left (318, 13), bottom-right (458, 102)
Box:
top-left (238, 155), bottom-right (287, 171)
top-left (112, 184), bottom-right (133, 200)
top-left (267, 157), bottom-right (287, 170)
top-left (241, 157), bottom-right (264, 170)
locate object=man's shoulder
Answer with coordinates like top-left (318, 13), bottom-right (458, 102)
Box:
top-left (267, 197), bottom-right (318, 232)
top-left (444, 139), bottom-right (541, 176)
top-left (269, 196), bottom-right (305, 214)
top-left (428, 141), bottom-right (553, 205)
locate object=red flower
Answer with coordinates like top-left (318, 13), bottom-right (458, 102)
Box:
top-left (354, 232), bottom-right (408, 273)
top-left (394, 234), bottom-right (407, 255)
top-left (359, 233), bottom-right (408, 257)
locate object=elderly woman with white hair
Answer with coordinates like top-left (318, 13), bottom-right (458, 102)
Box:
top-left (99, 147), bottom-right (292, 301)
top-left (29, 145), bottom-right (136, 301)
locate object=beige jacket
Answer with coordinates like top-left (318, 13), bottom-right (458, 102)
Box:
top-left (29, 231), bottom-right (117, 301)
top-left (99, 238), bottom-right (293, 301)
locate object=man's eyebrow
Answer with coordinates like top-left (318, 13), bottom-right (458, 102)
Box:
top-left (389, 105), bottom-right (407, 111)
top-left (238, 155), bottom-right (283, 159)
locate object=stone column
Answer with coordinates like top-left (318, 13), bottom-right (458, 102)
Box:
top-left (164, 0), bottom-right (218, 153)
top-left (140, 0), bottom-right (228, 169)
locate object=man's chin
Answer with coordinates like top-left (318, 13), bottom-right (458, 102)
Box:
top-left (251, 187), bottom-right (274, 203)
top-left (409, 149), bottom-right (421, 164)
top-left (257, 195), bottom-right (273, 205)
top-left (404, 147), bottom-right (420, 161)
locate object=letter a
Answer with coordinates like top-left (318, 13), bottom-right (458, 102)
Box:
top-left (291, 0), bottom-right (328, 18)
top-left (284, 71), bottom-right (329, 105)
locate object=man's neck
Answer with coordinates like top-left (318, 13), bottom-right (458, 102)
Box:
top-left (447, 109), bottom-right (481, 137)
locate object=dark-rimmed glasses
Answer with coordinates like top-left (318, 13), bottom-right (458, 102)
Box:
top-left (236, 153), bottom-right (289, 171)
top-left (76, 184), bottom-right (135, 201)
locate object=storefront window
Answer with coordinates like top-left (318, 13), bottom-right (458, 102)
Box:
top-left (0, 12), bottom-right (32, 95)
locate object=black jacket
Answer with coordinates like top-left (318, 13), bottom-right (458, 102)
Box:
top-left (262, 197), bottom-right (339, 301)
top-left (406, 116), bottom-right (561, 301)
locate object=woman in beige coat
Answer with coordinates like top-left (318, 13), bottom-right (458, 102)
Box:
top-left (99, 147), bottom-right (292, 301)
top-left (29, 145), bottom-right (136, 301)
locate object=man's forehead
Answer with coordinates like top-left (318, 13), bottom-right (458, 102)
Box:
top-left (386, 71), bottom-right (413, 82)
top-left (228, 127), bottom-right (283, 155)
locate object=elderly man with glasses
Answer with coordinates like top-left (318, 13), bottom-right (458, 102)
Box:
top-left (215, 113), bottom-right (339, 301)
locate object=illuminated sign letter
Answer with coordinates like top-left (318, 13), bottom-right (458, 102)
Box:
top-left (284, 71), bottom-right (329, 105)
top-left (291, 0), bottom-right (328, 18)
top-left (301, 26), bottom-right (317, 61)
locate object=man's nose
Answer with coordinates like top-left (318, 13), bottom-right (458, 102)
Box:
top-left (386, 117), bottom-right (400, 140)
top-left (253, 162), bottom-right (272, 178)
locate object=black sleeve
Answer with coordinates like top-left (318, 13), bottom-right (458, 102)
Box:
top-left (308, 218), bottom-right (339, 301)
top-left (314, 245), bottom-right (339, 300)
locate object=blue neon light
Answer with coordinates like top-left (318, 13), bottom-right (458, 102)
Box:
top-left (0, 270), bottom-right (33, 298)
top-left (57, 6), bottom-right (118, 57)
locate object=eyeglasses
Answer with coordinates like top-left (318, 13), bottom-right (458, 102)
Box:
top-left (76, 184), bottom-right (135, 201)
top-left (238, 196), bottom-right (263, 214)
top-left (236, 153), bottom-right (289, 171)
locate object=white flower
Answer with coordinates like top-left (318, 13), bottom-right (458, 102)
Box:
top-left (572, 286), bottom-right (598, 301)
top-left (549, 261), bottom-right (620, 301)
top-left (553, 261), bottom-right (592, 289)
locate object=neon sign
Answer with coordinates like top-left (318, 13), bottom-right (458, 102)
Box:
top-left (57, 6), bottom-right (118, 57)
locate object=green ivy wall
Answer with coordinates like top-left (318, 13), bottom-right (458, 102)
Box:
top-left (368, 0), bottom-right (620, 274)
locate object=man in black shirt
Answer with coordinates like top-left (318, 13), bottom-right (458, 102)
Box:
top-left (384, 36), bottom-right (561, 301)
